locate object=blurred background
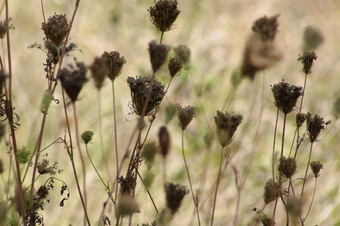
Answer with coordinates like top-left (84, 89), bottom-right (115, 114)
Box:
top-left (2, 0), bottom-right (340, 225)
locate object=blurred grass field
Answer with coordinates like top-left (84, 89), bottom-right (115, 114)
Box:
top-left (2, 0), bottom-right (340, 225)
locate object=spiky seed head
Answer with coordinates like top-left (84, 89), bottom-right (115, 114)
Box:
top-left (310, 161), bottom-right (323, 178)
top-left (271, 81), bottom-right (303, 114)
top-left (306, 113), bottom-right (329, 142)
top-left (81, 131), bottom-right (94, 144)
top-left (214, 111), bottom-right (243, 147)
top-left (148, 41), bottom-right (170, 73)
top-left (102, 51), bottom-right (126, 81)
top-left (165, 182), bottom-right (188, 214)
top-left (278, 157), bottom-right (296, 178)
top-left (42, 14), bottom-right (70, 46)
top-left (178, 105), bottom-right (196, 130)
top-left (296, 112), bottom-right (307, 128)
top-left (252, 14), bottom-right (279, 41)
top-left (149, 0), bottom-right (180, 32)
top-left (168, 57), bottom-right (182, 77)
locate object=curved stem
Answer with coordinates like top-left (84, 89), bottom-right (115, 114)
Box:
top-left (211, 146), bottom-right (224, 226)
top-left (303, 177), bottom-right (317, 222)
top-left (301, 142), bottom-right (314, 198)
top-left (73, 103), bottom-right (89, 226)
top-left (182, 130), bottom-right (201, 226)
top-left (272, 108), bottom-right (279, 181)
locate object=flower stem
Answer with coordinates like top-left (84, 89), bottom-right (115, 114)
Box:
top-left (272, 108), bottom-right (279, 182)
top-left (211, 146), bottom-right (224, 226)
top-left (301, 142), bottom-right (314, 198)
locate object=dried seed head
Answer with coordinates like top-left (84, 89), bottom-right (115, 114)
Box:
top-left (296, 112), bottom-right (307, 128)
top-left (278, 157), bottom-right (296, 178)
top-left (142, 142), bottom-right (157, 167)
top-left (149, 0), bottom-right (180, 32)
top-left (165, 182), bottom-right (188, 214)
top-left (164, 103), bottom-right (177, 123)
top-left (90, 57), bottom-right (109, 89)
top-left (241, 33), bottom-right (282, 79)
top-left (303, 26), bottom-right (324, 51)
top-left (178, 105), bottom-right (196, 130)
top-left (214, 111), bottom-right (243, 147)
top-left (81, 131), bottom-right (94, 144)
top-left (310, 161), bottom-right (323, 178)
top-left (0, 159), bottom-right (3, 174)
top-left (149, 41), bottom-right (170, 73)
top-left (42, 14), bottom-right (70, 46)
top-left (261, 216), bottom-right (275, 226)
top-left (271, 81), bottom-right (303, 114)
top-left (119, 175), bottom-right (136, 196)
top-left (306, 113), bottom-right (329, 142)
top-left (263, 179), bottom-right (280, 204)
top-left (0, 19), bottom-right (13, 39)
top-left (118, 194), bottom-right (140, 216)
top-left (297, 51), bottom-right (317, 75)
top-left (174, 45), bottom-right (191, 65)
top-left (127, 76), bottom-right (165, 116)
top-left (102, 51), bottom-right (126, 81)
top-left (168, 57), bottom-right (182, 77)
top-left (37, 158), bottom-right (60, 175)
top-left (286, 198), bottom-right (302, 218)
top-left (58, 62), bottom-right (88, 102)
top-left (158, 126), bottom-right (171, 157)
top-left (37, 185), bottom-right (49, 199)
top-left (252, 14), bottom-right (279, 41)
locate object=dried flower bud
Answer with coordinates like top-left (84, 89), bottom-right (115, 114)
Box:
top-left (158, 126), bottom-right (171, 157)
top-left (149, 41), bottom-right (170, 73)
top-left (81, 131), bottom-right (94, 144)
top-left (149, 0), bottom-right (180, 32)
top-left (118, 194), bottom-right (140, 216)
top-left (142, 142), bottom-right (157, 168)
top-left (90, 57), bottom-right (109, 89)
top-left (241, 33), bottom-right (282, 79)
top-left (252, 14), bottom-right (279, 41)
top-left (164, 103), bottom-right (177, 123)
top-left (310, 161), bottom-right (323, 177)
top-left (296, 112), bottom-right (307, 128)
top-left (0, 159), bottom-right (3, 174)
top-left (298, 51), bottom-right (317, 75)
top-left (286, 198), bottom-right (302, 218)
top-left (271, 81), bottom-right (303, 114)
top-left (42, 14), bottom-right (70, 46)
top-left (102, 51), bottom-right (126, 81)
top-left (303, 26), bottom-right (324, 51)
top-left (174, 45), bottom-right (191, 65)
top-left (127, 76), bottom-right (165, 116)
top-left (278, 157), bottom-right (296, 178)
top-left (178, 105), bottom-right (195, 130)
top-left (261, 216), bottom-right (275, 226)
top-left (306, 113), bottom-right (329, 142)
top-left (214, 111), bottom-right (243, 147)
top-left (37, 185), bottom-right (49, 199)
top-left (58, 62), bottom-right (88, 102)
top-left (263, 179), bottom-right (279, 204)
top-left (168, 57), bottom-right (182, 77)
top-left (165, 182), bottom-right (188, 214)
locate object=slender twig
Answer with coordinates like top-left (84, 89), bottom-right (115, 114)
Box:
top-left (182, 130), bottom-right (201, 226)
top-left (211, 146), bottom-right (224, 226)
top-left (303, 177), bottom-right (317, 222)
top-left (272, 108), bottom-right (279, 181)
top-left (159, 32), bottom-right (164, 44)
top-left (301, 142), bottom-right (313, 197)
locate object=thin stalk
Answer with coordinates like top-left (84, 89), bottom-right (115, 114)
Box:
top-left (272, 197), bottom-right (279, 220)
top-left (97, 90), bottom-right (106, 164)
top-left (211, 146), bottom-right (224, 226)
top-left (73, 103), bottom-right (89, 226)
top-left (272, 108), bottom-right (279, 181)
top-left (181, 130), bottom-right (201, 226)
top-left (303, 177), bottom-right (317, 222)
top-left (301, 142), bottom-right (313, 197)
top-left (135, 167), bottom-right (159, 214)
top-left (111, 80), bottom-right (119, 205)
top-left (299, 73), bottom-right (308, 113)
top-left (159, 32), bottom-right (164, 44)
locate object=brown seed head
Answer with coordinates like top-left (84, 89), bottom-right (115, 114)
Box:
top-left (310, 161), bottom-right (323, 177)
top-left (149, 0), bottom-right (180, 32)
top-left (303, 26), bottom-right (324, 51)
top-left (298, 51), bottom-right (317, 75)
top-left (178, 105), bottom-right (195, 130)
top-left (296, 112), bottom-right (307, 128)
top-left (214, 111), bottom-right (243, 147)
top-left (271, 81), bottom-right (303, 114)
top-left (278, 157), bottom-right (296, 178)
top-left (158, 126), bottom-right (171, 157)
top-left (127, 76), bottom-right (165, 116)
top-left (58, 62), bottom-right (88, 102)
top-left (102, 51), bottom-right (126, 81)
top-left (42, 14), bottom-right (70, 46)
top-left (37, 185), bottom-right (49, 199)
top-left (174, 45), bottom-right (191, 65)
top-left (168, 57), bottom-right (182, 77)
top-left (306, 113), bottom-right (329, 142)
top-left (252, 14), bottom-right (279, 41)
top-left (149, 41), bottom-right (170, 73)
top-left (263, 179), bottom-right (280, 204)
top-left (90, 57), bottom-right (109, 89)
top-left (165, 182), bottom-right (188, 214)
